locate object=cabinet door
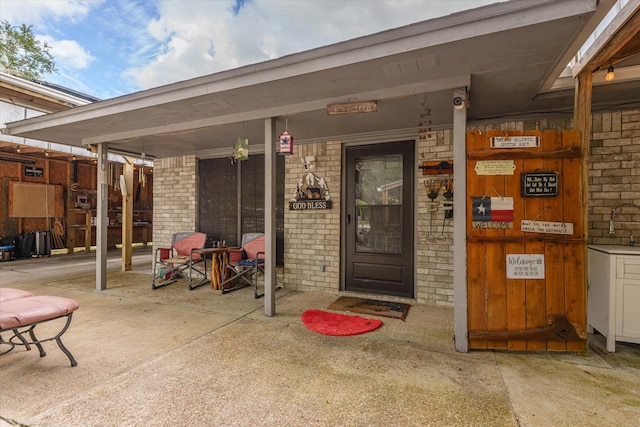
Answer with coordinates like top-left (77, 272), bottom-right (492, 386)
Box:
top-left (616, 257), bottom-right (640, 340)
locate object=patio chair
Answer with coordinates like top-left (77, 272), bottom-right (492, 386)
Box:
top-left (220, 233), bottom-right (266, 298)
top-left (152, 232), bottom-right (208, 290)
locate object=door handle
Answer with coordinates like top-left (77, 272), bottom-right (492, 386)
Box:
top-left (347, 214), bottom-right (351, 224)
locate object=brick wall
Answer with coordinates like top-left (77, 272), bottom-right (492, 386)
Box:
top-left (589, 110), bottom-right (640, 246)
top-left (151, 109), bottom-right (639, 306)
top-left (153, 155), bottom-right (199, 249)
top-left (282, 141), bottom-right (342, 292)
top-left (416, 130), bottom-right (454, 306)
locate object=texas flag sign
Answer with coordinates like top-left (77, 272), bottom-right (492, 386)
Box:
top-left (472, 197), bottom-right (514, 222)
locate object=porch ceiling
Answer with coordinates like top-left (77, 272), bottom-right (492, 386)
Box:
top-left (6, 0), bottom-right (639, 160)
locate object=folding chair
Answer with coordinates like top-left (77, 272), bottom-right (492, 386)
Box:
top-left (220, 233), bottom-right (265, 298)
top-left (152, 232), bottom-right (208, 290)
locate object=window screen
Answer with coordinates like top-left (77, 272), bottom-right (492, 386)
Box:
top-left (199, 155), bottom-right (284, 264)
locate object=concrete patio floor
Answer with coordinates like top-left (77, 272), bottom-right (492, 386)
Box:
top-left (1, 248), bottom-right (639, 426)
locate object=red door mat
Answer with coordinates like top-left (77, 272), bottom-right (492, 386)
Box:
top-left (301, 309), bottom-right (383, 336)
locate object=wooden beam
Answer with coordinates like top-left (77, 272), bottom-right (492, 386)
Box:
top-left (584, 8), bottom-right (640, 72)
top-left (467, 147), bottom-right (581, 160)
top-left (574, 71), bottom-right (591, 245)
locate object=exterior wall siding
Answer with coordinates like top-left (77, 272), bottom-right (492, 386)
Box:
top-left (416, 131), bottom-right (454, 306)
top-left (152, 109), bottom-right (640, 307)
top-left (153, 155), bottom-right (199, 249)
top-left (588, 109), bottom-right (640, 246)
top-left (282, 141), bottom-right (341, 293)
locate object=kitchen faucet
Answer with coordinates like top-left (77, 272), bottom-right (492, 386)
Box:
top-left (609, 202), bottom-right (640, 246)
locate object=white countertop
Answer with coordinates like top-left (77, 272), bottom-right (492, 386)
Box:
top-left (588, 245), bottom-right (640, 255)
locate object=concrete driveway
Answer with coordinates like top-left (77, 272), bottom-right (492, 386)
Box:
top-left (1, 249), bottom-right (639, 426)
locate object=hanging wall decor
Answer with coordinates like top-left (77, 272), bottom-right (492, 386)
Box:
top-left (471, 187), bottom-right (514, 229)
top-left (521, 171), bottom-right (558, 197)
top-left (279, 116), bottom-right (294, 155)
top-left (289, 156), bottom-right (332, 210)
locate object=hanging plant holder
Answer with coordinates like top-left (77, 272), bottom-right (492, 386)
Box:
top-left (234, 137), bottom-right (249, 161)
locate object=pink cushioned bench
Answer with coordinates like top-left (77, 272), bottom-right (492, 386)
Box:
top-left (0, 288), bottom-right (79, 367)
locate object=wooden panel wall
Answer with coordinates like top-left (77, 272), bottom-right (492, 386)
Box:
top-left (8, 181), bottom-right (64, 217)
top-left (466, 130), bottom-right (586, 352)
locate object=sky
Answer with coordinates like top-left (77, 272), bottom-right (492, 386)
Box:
top-left (0, 0), bottom-right (499, 100)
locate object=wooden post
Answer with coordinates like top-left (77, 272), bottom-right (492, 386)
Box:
top-left (66, 160), bottom-right (75, 254)
top-left (122, 157), bottom-right (134, 271)
top-left (571, 71), bottom-right (592, 353)
top-left (44, 155), bottom-right (50, 232)
top-left (85, 210), bottom-right (92, 252)
top-left (574, 71), bottom-right (591, 244)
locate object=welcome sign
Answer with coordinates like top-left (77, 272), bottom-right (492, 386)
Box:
top-left (471, 196), bottom-right (514, 229)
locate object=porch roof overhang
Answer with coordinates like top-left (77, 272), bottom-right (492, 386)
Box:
top-left (5, 0), bottom-right (631, 160)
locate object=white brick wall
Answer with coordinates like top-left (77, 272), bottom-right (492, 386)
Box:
top-left (416, 131), bottom-right (454, 306)
top-left (153, 155), bottom-right (199, 249)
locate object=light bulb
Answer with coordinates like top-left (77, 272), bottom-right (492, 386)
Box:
top-left (605, 65), bottom-right (615, 82)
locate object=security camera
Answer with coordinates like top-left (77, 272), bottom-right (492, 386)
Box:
top-left (453, 96), bottom-right (465, 110)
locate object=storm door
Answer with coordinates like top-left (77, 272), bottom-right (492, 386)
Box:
top-left (344, 141), bottom-right (414, 297)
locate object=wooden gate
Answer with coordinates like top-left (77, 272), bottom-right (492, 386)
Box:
top-left (466, 130), bottom-right (586, 352)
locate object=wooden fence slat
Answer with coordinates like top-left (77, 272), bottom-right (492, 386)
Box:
top-left (467, 130), bottom-right (488, 349)
top-left (518, 133), bottom-right (547, 351)
top-left (562, 130), bottom-right (587, 353)
top-left (505, 131), bottom-right (527, 351)
top-left (542, 130), bottom-right (567, 351)
top-left (484, 131), bottom-right (512, 350)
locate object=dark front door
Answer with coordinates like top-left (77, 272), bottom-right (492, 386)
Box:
top-left (344, 141), bottom-right (414, 297)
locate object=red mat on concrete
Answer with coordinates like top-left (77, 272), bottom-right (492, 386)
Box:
top-left (301, 309), bottom-right (383, 336)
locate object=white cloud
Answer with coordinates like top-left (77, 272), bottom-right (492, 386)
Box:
top-left (124, 0), bottom-right (499, 90)
top-left (38, 35), bottom-right (95, 69)
top-left (0, 0), bottom-right (98, 25)
top-left (4, 0), bottom-right (501, 95)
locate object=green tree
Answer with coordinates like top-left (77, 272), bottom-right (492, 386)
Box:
top-left (0, 20), bottom-right (56, 80)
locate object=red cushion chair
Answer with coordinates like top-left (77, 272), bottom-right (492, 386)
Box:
top-left (152, 232), bottom-right (208, 290)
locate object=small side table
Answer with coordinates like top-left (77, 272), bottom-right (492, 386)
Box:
top-left (192, 248), bottom-right (229, 290)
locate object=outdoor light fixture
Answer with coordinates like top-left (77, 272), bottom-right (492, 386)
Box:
top-left (606, 61), bottom-right (615, 82)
